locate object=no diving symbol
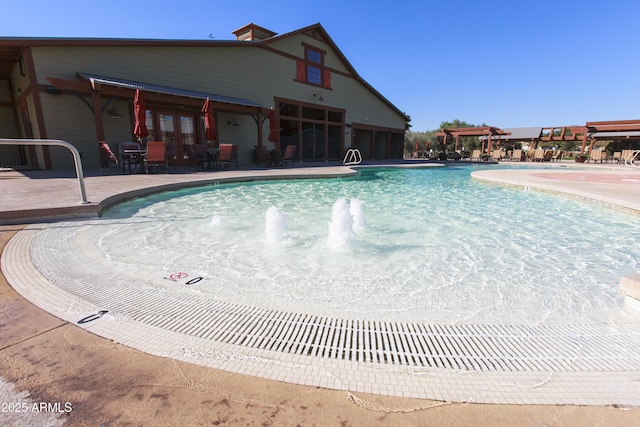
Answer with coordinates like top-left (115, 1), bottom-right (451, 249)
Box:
top-left (166, 271), bottom-right (204, 285)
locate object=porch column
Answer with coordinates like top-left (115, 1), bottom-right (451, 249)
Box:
top-left (487, 131), bottom-right (493, 155)
top-left (256, 111), bottom-right (264, 149)
top-left (580, 133), bottom-right (588, 154)
top-left (92, 91), bottom-right (107, 168)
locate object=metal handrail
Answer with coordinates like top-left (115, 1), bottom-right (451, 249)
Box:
top-left (0, 139), bottom-right (89, 204)
top-left (343, 148), bottom-right (362, 165)
top-left (624, 150), bottom-right (640, 167)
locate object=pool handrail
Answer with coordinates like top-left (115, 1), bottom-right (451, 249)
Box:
top-left (343, 148), bottom-right (362, 165)
top-left (0, 138), bottom-right (89, 204)
top-left (624, 150), bottom-right (639, 167)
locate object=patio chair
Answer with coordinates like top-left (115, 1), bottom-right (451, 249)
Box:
top-left (166, 143), bottom-right (178, 172)
top-left (99, 141), bottom-right (119, 174)
top-left (184, 144), bottom-right (209, 171)
top-left (282, 144), bottom-right (297, 167)
top-left (118, 141), bottom-right (142, 173)
top-left (255, 145), bottom-right (272, 167)
top-left (218, 143), bottom-right (239, 169)
top-left (144, 141), bottom-right (167, 173)
top-left (470, 149), bottom-right (482, 162)
top-left (491, 149), bottom-right (502, 161)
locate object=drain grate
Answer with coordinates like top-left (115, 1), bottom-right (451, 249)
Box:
top-left (60, 278), bottom-right (640, 372)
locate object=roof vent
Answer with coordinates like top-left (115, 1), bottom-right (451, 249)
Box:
top-left (232, 23), bottom-right (277, 41)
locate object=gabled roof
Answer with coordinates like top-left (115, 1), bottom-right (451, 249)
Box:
top-left (232, 23), bottom-right (277, 41)
top-left (262, 23), bottom-right (409, 122)
top-left (0, 23), bottom-right (409, 122)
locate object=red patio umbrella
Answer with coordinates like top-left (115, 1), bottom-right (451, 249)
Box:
top-left (267, 109), bottom-right (278, 144)
top-left (202, 97), bottom-right (217, 142)
top-left (133, 89), bottom-right (149, 141)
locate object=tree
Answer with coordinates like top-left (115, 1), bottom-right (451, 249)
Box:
top-left (437, 119), bottom-right (484, 152)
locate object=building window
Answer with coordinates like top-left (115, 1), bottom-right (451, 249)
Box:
top-left (307, 65), bottom-right (322, 85)
top-left (296, 44), bottom-right (331, 89)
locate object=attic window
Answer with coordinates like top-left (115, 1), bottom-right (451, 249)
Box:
top-left (296, 44), bottom-right (331, 89)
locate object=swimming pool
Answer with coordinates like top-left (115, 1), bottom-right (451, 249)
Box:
top-left (86, 166), bottom-right (640, 325)
top-left (8, 165), bottom-right (640, 405)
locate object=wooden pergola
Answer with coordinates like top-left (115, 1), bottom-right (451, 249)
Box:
top-left (585, 119), bottom-right (640, 153)
top-left (436, 126), bottom-right (509, 154)
top-left (540, 126), bottom-right (588, 151)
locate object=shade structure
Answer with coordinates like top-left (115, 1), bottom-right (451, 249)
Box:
top-left (133, 89), bottom-right (149, 140)
top-left (268, 109), bottom-right (278, 143)
top-left (202, 97), bottom-right (217, 141)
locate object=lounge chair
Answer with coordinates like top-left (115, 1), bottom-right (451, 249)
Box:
top-left (491, 149), bottom-right (502, 161)
top-left (99, 141), bottom-right (119, 174)
top-left (612, 151), bottom-right (622, 163)
top-left (218, 143), bottom-right (239, 169)
top-left (621, 150), bottom-right (634, 164)
top-left (282, 144), bottom-right (297, 167)
top-left (589, 150), bottom-right (606, 164)
top-left (145, 141), bottom-right (167, 173)
top-left (470, 149), bottom-right (481, 162)
top-left (551, 150), bottom-right (564, 162)
top-left (533, 148), bottom-right (545, 162)
top-left (511, 149), bottom-right (522, 162)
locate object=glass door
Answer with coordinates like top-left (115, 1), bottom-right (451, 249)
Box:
top-left (157, 112), bottom-right (197, 165)
top-left (301, 122), bottom-right (325, 161)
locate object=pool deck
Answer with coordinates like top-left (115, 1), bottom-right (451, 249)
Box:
top-left (2, 160), bottom-right (640, 425)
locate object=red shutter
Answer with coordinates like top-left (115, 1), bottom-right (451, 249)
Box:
top-left (296, 61), bottom-right (306, 81)
top-left (323, 69), bottom-right (331, 89)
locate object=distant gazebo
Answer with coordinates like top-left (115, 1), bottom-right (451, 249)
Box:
top-left (480, 127), bottom-right (542, 150)
top-left (437, 126), bottom-right (509, 154)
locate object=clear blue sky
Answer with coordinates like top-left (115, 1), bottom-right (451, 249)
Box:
top-left (3, 0), bottom-right (639, 131)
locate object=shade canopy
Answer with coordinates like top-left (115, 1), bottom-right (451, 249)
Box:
top-left (268, 109), bottom-right (278, 143)
top-left (133, 89), bottom-right (149, 140)
top-left (202, 98), bottom-right (217, 141)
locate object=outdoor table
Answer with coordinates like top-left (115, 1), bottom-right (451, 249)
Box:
top-left (270, 149), bottom-right (283, 167)
top-left (123, 149), bottom-right (147, 173)
top-left (208, 148), bottom-right (220, 170)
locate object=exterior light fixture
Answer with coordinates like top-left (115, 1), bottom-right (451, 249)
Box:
top-left (107, 106), bottom-right (122, 119)
top-left (227, 117), bottom-right (240, 127)
top-left (313, 91), bottom-right (324, 101)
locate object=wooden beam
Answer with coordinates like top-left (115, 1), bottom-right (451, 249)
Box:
top-left (46, 77), bottom-right (91, 93)
top-left (587, 124), bottom-right (640, 132)
top-left (586, 119), bottom-right (640, 127)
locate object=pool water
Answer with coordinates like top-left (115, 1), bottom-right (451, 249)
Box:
top-left (97, 166), bottom-right (640, 325)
